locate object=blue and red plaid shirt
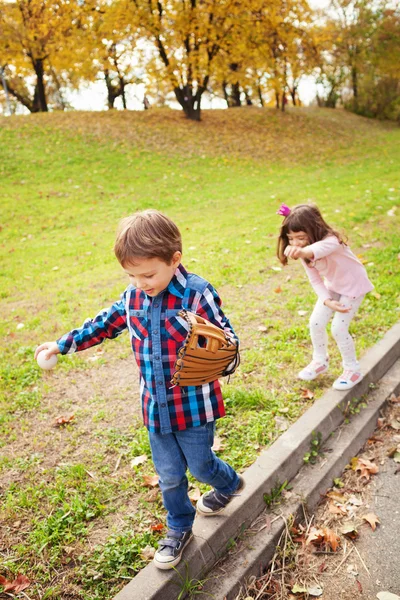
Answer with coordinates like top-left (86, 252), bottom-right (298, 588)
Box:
top-left (57, 264), bottom-right (238, 434)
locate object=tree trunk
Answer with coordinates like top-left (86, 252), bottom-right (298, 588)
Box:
top-left (174, 84), bottom-right (204, 121)
top-left (290, 87), bottom-right (297, 105)
top-left (275, 90), bottom-right (280, 109)
top-left (32, 58), bottom-right (48, 112)
top-left (257, 85), bottom-right (264, 107)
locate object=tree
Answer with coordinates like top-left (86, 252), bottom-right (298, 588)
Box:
top-left (129, 0), bottom-right (247, 120)
top-left (0, 0), bottom-right (84, 112)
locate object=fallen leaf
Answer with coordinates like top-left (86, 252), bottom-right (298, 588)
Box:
top-left (341, 522), bottom-right (359, 539)
top-left (306, 527), bottom-right (324, 546)
top-left (308, 586), bottom-right (323, 597)
top-left (188, 487), bottom-right (201, 503)
top-left (326, 491), bottom-right (347, 503)
top-left (292, 583), bottom-right (308, 593)
top-left (150, 523), bottom-right (164, 531)
top-left (300, 388), bottom-right (314, 399)
top-left (389, 418), bottom-right (400, 431)
top-left (393, 452), bottom-right (400, 463)
top-left (328, 501), bottom-right (347, 515)
top-left (362, 513), bottom-right (380, 531)
top-left (131, 454), bottom-right (148, 468)
top-left (322, 527), bottom-right (340, 552)
top-left (356, 579), bottom-right (363, 593)
top-left (297, 310), bottom-right (308, 316)
top-left (140, 545), bottom-right (155, 560)
top-left (0, 574), bottom-right (31, 593)
top-left (354, 458), bottom-right (379, 480)
top-left (142, 474), bottom-right (159, 488)
top-left (212, 436), bottom-right (224, 452)
top-left (274, 286), bottom-right (282, 293)
top-left (257, 325), bottom-right (269, 332)
top-left (53, 414), bottom-right (75, 427)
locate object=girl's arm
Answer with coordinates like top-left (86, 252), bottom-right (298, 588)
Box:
top-left (305, 235), bottom-right (341, 260)
top-left (301, 259), bottom-right (332, 303)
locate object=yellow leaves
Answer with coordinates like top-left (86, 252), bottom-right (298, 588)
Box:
top-left (350, 457), bottom-right (379, 480)
top-left (362, 512), bottom-right (380, 531)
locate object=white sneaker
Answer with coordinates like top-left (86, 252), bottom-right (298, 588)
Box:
top-left (332, 370), bottom-right (363, 391)
top-left (298, 360), bottom-right (329, 381)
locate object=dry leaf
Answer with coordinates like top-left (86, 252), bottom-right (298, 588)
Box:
top-left (328, 501), bottom-right (347, 515)
top-left (353, 458), bottom-right (379, 480)
top-left (305, 527), bottom-right (324, 546)
top-left (341, 522), bottom-right (359, 539)
top-left (140, 545), bottom-right (156, 560)
top-left (326, 491), bottom-right (347, 503)
top-left (322, 527), bottom-right (340, 552)
top-left (131, 454), bottom-right (148, 468)
top-left (257, 325), bottom-right (269, 333)
top-left (53, 414), bottom-right (75, 427)
top-left (300, 388), bottom-right (314, 399)
top-left (142, 474), bottom-right (159, 488)
top-left (0, 574), bottom-right (31, 593)
top-left (189, 487), bottom-right (201, 504)
top-left (212, 436), bottom-right (224, 452)
top-left (362, 513), bottom-right (380, 531)
top-left (150, 523), bottom-right (164, 532)
top-left (274, 286), bottom-right (282, 293)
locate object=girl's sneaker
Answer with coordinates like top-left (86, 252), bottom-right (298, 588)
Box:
top-left (298, 360), bottom-right (329, 381)
top-left (332, 370), bottom-right (363, 391)
top-left (153, 529), bottom-right (193, 570)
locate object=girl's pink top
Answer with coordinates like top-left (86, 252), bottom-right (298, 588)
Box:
top-left (301, 235), bottom-right (374, 301)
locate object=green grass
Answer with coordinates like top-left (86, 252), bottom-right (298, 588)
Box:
top-left (0, 107), bottom-right (399, 599)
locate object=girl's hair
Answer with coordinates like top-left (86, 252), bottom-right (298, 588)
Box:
top-left (114, 209), bottom-right (182, 266)
top-left (277, 204), bottom-right (346, 265)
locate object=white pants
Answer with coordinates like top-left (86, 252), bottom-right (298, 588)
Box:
top-left (309, 292), bottom-right (365, 371)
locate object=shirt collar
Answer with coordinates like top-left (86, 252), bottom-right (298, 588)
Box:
top-left (167, 264), bottom-right (188, 299)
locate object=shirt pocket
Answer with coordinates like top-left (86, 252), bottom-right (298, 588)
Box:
top-left (128, 309), bottom-right (149, 341)
top-left (164, 309), bottom-right (190, 343)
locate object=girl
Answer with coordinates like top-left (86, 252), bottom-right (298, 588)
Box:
top-left (276, 203), bottom-right (373, 391)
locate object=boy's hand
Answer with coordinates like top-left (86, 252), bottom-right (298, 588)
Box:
top-left (34, 342), bottom-right (61, 360)
top-left (324, 299), bottom-right (352, 313)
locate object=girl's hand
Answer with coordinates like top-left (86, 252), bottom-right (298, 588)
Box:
top-left (34, 342), bottom-right (61, 360)
top-left (324, 299), bottom-right (352, 313)
top-left (284, 245), bottom-right (304, 260)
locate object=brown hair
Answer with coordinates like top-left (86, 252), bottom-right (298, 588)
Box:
top-left (277, 204), bottom-right (346, 265)
top-left (114, 209), bottom-right (182, 266)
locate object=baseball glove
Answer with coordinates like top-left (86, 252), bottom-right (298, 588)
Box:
top-left (170, 310), bottom-right (240, 387)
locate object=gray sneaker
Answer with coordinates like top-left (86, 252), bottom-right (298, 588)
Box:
top-left (153, 529), bottom-right (193, 570)
top-left (197, 475), bottom-right (245, 516)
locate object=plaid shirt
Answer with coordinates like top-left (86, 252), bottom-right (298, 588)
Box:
top-left (57, 264), bottom-right (238, 434)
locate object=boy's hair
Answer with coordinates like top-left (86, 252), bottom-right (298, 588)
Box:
top-left (277, 203), bottom-right (346, 265)
top-left (114, 209), bottom-right (182, 266)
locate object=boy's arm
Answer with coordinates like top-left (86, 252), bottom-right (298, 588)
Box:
top-left (196, 284), bottom-right (238, 344)
top-left (57, 295), bottom-right (128, 354)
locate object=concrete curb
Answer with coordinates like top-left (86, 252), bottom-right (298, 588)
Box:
top-left (113, 322), bottom-right (400, 600)
top-left (201, 357), bottom-right (400, 600)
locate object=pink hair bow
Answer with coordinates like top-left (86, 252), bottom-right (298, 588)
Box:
top-left (276, 203), bottom-right (291, 217)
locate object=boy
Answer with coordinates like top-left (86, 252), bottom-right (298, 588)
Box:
top-left (35, 209), bottom-right (243, 570)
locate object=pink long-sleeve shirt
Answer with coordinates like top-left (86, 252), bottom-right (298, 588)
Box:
top-left (301, 235), bottom-right (374, 302)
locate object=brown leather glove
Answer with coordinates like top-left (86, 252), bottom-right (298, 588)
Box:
top-left (170, 310), bottom-right (240, 387)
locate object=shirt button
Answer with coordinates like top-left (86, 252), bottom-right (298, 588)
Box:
top-left (155, 355), bottom-right (160, 360)
top-left (160, 403), bottom-right (166, 408)
top-left (154, 303), bottom-right (159, 308)
top-left (153, 330), bottom-right (159, 335)
top-left (158, 380), bottom-right (163, 385)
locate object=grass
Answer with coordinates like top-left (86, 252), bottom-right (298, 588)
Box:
top-left (0, 106), bottom-right (399, 599)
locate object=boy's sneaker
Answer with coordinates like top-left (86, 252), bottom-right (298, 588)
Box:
top-left (196, 475), bottom-right (245, 516)
top-left (298, 360), bottom-right (328, 381)
top-left (332, 370), bottom-right (363, 391)
top-left (153, 529), bottom-right (193, 570)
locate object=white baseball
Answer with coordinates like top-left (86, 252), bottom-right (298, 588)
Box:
top-left (37, 350), bottom-right (58, 370)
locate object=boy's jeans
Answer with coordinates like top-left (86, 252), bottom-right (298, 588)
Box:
top-left (149, 422), bottom-right (239, 532)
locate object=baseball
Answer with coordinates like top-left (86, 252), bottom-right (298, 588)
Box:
top-left (37, 350), bottom-right (58, 370)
